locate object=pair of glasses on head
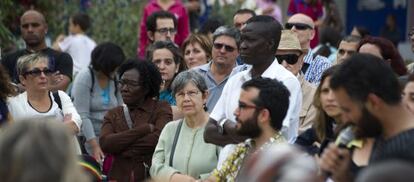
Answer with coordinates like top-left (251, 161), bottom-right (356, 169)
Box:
top-left (23, 68), bottom-right (54, 77)
top-left (276, 54), bottom-right (300, 65)
top-left (213, 43), bottom-right (236, 52)
top-left (156, 27), bottom-right (177, 35)
top-left (118, 79), bottom-right (141, 87)
top-left (285, 23), bottom-right (313, 30)
top-left (175, 90), bottom-right (200, 99)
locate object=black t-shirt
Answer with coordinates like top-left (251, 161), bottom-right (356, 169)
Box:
top-left (1, 48), bottom-right (73, 83)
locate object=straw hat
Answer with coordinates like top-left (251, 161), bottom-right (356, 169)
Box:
top-left (278, 30), bottom-right (307, 53)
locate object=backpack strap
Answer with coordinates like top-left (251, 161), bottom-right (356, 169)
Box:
top-left (52, 91), bottom-right (62, 110)
top-left (169, 120), bottom-right (183, 167)
top-left (88, 67), bottom-right (95, 93)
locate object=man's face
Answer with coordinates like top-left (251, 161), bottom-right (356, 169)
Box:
top-left (212, 35), bottom-right (239, 66)
top-left (286, 16), bottom-right (314, 48)
top-left (233, 13), bottom-right (253, 30)
top-left (234, 87), bottom-right (262, 138)
top-left (334, 88), bottom-right (383, 138)
top-left (336, 41), bottom-right (358, 64)
top-left (20, 12), bottom-right (47, 47)
top-left (240, 22), bottom-right (269, 65)
top-left (276, 50), bottom-right (303, 75)
top-left (151, 18), bottom-right (176, 42)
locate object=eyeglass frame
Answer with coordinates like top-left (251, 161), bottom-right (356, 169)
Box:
top-left (285, 22), bottom-right (313, 30)
top-left (276, 54), bottom-right (300, 65)
top-left (155, 27), bottom-right (177, 35)
top-left (118, 79), bottom-right (141, 88)
top-left (23, 68), bottom-right (54, 77)
top-left (213, 43), bottom-right (236, 52)
top-left (237, 101), bottom-right (263, 111)
top-left (175, 90), bottom-right (201, 99)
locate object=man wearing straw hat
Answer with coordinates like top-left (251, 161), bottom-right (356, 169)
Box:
top-left (277, 30), bottom-right (317, 134)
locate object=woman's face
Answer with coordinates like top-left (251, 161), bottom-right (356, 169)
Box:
top-left (403, 81), bottom-right (414, 114)
top-left (320, 76), bottom-right (341, 119)
top-left (175, 81), bottom-right (207, 116)
top-left (119, 69), bottom-right (148, 106)
top-left (184, 42), bottom-right (209, 68)
top-left (152, 48), bottom-right (179, 82)
top-left (20, 60), bottom-right (51, 92)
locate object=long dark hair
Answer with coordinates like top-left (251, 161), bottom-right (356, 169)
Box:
top-left (0, 65), bottom-right (16, 101)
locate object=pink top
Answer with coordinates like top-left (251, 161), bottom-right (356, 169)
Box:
top-left (137, 0), bottom-right (190, 58)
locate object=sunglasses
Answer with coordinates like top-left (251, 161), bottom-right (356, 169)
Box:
top-left (276, 54), bottom-right (300, 65)
top-left (23, 68), bottom-right (54, 77)
top-left (213, 43), bottom-right (236, 52)
top-left (285, 23), bottom-right (313, 30)
top-left (156, 27), bottom-right (177, 34)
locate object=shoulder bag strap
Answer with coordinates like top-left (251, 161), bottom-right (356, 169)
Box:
top-left (169, 120), bottom-right (183, 167)
top-left (122, 104), bottom-right (133, 129)
top-left (52, 91), bottom-right (62, 110)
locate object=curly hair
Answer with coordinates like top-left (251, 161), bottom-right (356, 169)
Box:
top-left (117, 59), bottom-right (162, 99)
top-left (0, 65), bottom-right (16, 100)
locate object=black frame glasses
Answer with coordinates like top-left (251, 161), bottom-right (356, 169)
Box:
top-left (118, 79), bottom-right (141, 88)
top-left (285, 22), bottom-right (313, 30)
top-left (23, 68), bottom-right (53, 77)
top-left (156, 27), bottom-right (177, 34)
top-left (276, 54), bottom-right (300, 65)
top-left (237, 102), bottom-right (263, 111)
top-left (213, 43), bottom-right (236, 52)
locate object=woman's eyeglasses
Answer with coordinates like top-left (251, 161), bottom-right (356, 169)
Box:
top-left (285, 23), bottom-right (313, 30)
top-left (175, 90), bottom-right (200, 99)
top-left (118, 79), bottom-right (141, 87)
top-left (213, 43), bottom-right (236, 52)
top-left (23, 68), bottom-right (53, 77)
top-left (276, 54), bottom-right (300, 65)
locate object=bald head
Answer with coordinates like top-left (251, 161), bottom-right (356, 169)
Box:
top-left (288, 13), bottom-right (314, 28)
top-left (21, 10), bottom-right (46, 25)
top-left (20, 10), bottom-right (48, 50)
top-left (286, 13), bottom-right (315, 48)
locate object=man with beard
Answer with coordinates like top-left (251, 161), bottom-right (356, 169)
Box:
top-left (204, 15), bottom-right (302, 146)
top-left (1, 10), bottom-right (73, 91)
top-left (319, 53), bottom-right (414, 182)
top-left (204, 77), bottom-right (289, 182)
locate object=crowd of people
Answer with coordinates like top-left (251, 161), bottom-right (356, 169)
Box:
top-left (1, 0), bottom-right (414, 181)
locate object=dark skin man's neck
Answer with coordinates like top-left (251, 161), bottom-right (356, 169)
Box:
top-left (250, 56), bottom-right (275, 77)
top-left (26, 42), bottom-right (47, 52)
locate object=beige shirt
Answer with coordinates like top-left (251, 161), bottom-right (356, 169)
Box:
top-left (298, 74), bottom-right (317, 134)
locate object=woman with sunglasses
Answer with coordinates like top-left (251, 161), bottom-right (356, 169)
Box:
top-left (150, 70), bottom-right (219, 182)
top-left (7, 53), bottom-right (82, 153)
top-left (146, 41), bottom-right (187, 106)
top-left (100, 60), bottom-right (172, 181)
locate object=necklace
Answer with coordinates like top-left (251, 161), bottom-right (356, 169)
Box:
top-left (212, 131), bottom-right (285, 182)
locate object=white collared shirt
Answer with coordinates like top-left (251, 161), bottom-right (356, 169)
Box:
top-left (210, 58), bottom-right (302, 143)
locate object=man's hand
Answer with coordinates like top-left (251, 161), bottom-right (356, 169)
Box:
top-left (88, 138), bottom-right (105, 163)
top-left (319, 143), bottom-right (353, 182)
top-left (49, 71), bottom-right (70, 91)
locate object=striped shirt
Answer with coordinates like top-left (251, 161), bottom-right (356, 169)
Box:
top-left (303, 50), bottom-right (331, 85)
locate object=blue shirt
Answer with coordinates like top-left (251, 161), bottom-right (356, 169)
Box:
top-left (192, 62), bottom-right (249, 113)
top-left (160, 89), bottom-right (176, 106)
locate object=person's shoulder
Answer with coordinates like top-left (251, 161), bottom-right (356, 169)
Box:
top-left (163, 119), bottom-right (183, 131)
top-left (2, 50), bottom-right (26, 61)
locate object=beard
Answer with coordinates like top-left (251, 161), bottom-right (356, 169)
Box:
top-left (236, 111), bottom-right (262, 138)
top-left (354, 106), bottom-right (383, 138)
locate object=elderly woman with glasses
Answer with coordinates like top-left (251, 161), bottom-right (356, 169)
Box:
top-left (150, 70), bottom-right (220, 182)
top-left (99, 59), bottom-right (172, 182)
top-left (7, 53), bottom-right (82, 153)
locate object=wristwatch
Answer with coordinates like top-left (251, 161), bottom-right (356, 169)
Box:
top-left (218, 118), bottom-right (227, 135)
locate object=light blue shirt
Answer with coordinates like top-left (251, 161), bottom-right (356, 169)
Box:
top-left (192, 62), bottom-right (249, 113)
